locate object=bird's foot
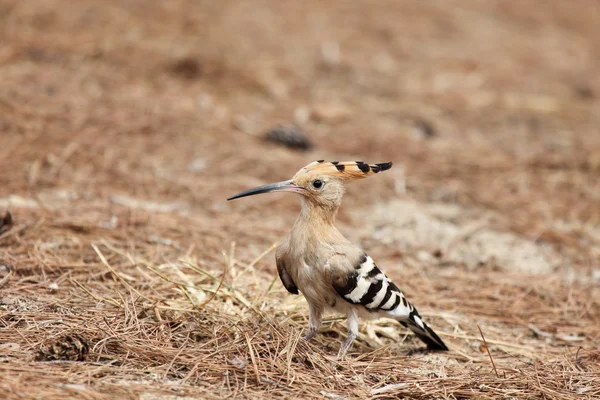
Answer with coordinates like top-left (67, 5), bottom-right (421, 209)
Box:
top-left (335, 332), bottom-right (357, 361)
top-left (301, 328), bottom-right (318, 341)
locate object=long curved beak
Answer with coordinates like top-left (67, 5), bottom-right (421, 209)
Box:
top-left (227, 179), bottom-right (302, 201)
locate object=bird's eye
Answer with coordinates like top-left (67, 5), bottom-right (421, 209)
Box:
top-left (312, 179), bottom-right (324, 189)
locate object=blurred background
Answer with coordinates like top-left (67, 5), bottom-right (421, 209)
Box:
top-left (0, 1), bottom-right (599, 398)
top-left (1, 0), bottom-right (598, 271)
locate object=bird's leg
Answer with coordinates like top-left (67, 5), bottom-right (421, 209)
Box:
top-left (336, 308), bottom-right (358, 360)
top-left (302, 302), bottom-right (323, 341)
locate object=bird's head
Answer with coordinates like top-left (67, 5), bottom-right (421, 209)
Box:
top-left (227, 160), bottom-right (392, 209)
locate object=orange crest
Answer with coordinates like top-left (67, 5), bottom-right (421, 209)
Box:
top-left (294, 160), bottom-right (392, 181)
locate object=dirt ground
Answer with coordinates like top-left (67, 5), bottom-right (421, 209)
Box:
top-left (1, 1), bottom-right (599, 399)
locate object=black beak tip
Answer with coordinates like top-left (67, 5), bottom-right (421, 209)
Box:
top-left (227, 192), bottom-right (244, 201)
top-left (226, 180), bottom-right (295, 202)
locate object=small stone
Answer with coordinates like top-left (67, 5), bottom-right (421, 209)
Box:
top-left (264, 124), bottom-right (312, 151)
top-left (170, 57), bottom-right (202, 80)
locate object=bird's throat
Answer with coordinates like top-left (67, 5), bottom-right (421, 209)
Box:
top-left (297, 197), bottom-right (338, 228)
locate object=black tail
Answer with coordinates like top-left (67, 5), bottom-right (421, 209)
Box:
top-left (400, 310), bottom-right (448, 351)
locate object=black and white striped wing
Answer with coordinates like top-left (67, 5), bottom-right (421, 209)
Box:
top-left (331, 254), bottom-right (409, 313)
top-left (331, 253), bottom-right (448, 351)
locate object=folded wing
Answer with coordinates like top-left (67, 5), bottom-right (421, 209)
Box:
top-left (330, 253), bottom-right (448, 351)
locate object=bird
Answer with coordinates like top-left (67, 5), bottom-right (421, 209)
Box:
top-left (227, 160), bottom-right (448, 359)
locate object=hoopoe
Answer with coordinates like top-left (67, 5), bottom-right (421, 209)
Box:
top-left (228, 160), bottom-right (448, 359)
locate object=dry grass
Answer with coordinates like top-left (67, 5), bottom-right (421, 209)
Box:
top-left (1, 228), bottom-right (599, 399)
top-left (1, 0), bottom-right (600, 399)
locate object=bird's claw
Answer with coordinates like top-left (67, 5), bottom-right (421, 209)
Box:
top-left (301, 329), bottom-right (317, 341)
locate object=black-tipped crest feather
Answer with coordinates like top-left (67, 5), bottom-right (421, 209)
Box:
top-left (304, 160), bottom-right (394, 179)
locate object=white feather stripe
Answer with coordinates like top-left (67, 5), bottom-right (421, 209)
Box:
top-left (379, 292), bottom-right (397, 310)
top-left (413, 315), bottom-right (425, 329)
top-left (384, 292), bottom-right (410, 318)
top-left (357, 256), bottom-right (376, 276)
top-left (344, 256), bottom-right (378, 303)
top-left (387, 306), bottom-right (410, 319)
top-left (366, 278), bottom-right (389, 309)
top-left (345, 276), bottom-right (373, 303)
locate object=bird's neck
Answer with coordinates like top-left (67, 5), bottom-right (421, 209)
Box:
top-left (296, 198), bottom-right (339, 229)
top-left (288, 198), bottom-right (346, 255)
